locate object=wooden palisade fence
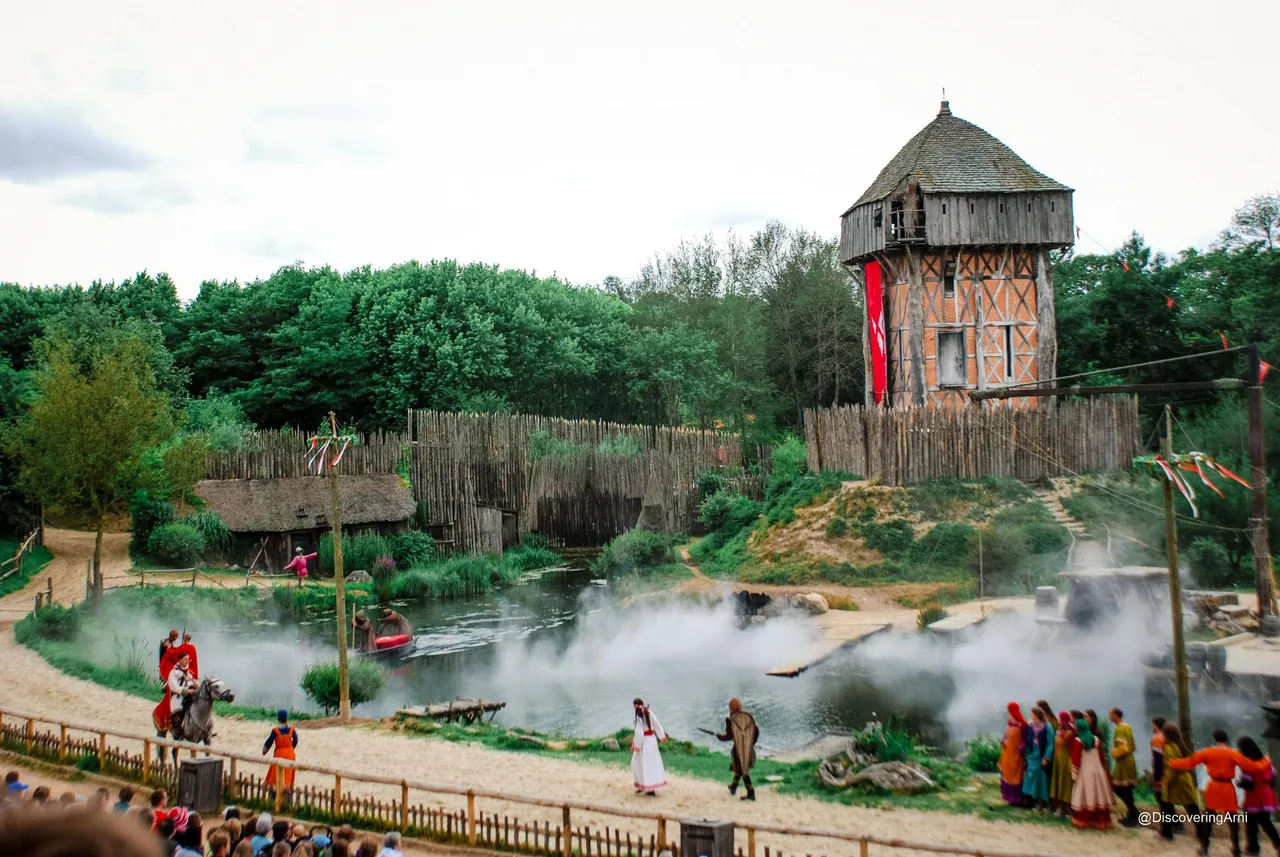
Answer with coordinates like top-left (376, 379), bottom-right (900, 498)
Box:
top-left (0, 707), bottom-right (1081, 857)
top-left (803, 397), bottom-right (1140, 485)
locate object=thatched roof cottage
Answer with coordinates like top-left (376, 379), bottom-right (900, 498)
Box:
top-left (194, 475), bottom-right (415, 571)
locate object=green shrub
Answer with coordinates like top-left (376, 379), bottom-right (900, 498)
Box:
top-left (389, 532), bottom-right (435, 568)
top-left (769, 435), bottom-right (808, 483)
top-left (76, 754), bottom-right (101, 773)
top-left (594, 530), bottom-right (680, 576)
top-left (908, 522), bottom-right (975, 565)
top-left (528, 430), bottom-right (585, 460)
top-left (147, 523), bottom-right (206, 567)
top-left (964, 733), bottom-right (1002, 772)
top-left (596, 434), bottom-right (641, 456)
top-left (319, 532), bottom-right (393, 577)
top-left (991, 502), bottom-right (1053, 527)
top-left (183, 510), bottom-right (232, 556)
top-left (825, 517), bottom-right (849, 539)
top-left (1187, 538), bottom-right (1239, 588)
top-left (389, 555), bottom-right (518, 599)
top-left (25, 603), bottom-right (82, 642)
top-left (129, 491), bottom-right (174, 555)
top-left (699, 493), bottom-right (761, 535)
top-left (697, 469), bottom-right (726, 499)
top-left (1020, 522), bottom-right (1070, 555)
top-left (917, 603), bottom-right (949, 629)
top-left (299, 659), bottom-right (386, 715)
top-left (503, 543), bottom-right (559, 572)
top-left (968, 526), bottom-right (1030, 591)
top-left (851, 717), bottom-right (918, 763)
top-left (860, 518), bottom-right (914, 558)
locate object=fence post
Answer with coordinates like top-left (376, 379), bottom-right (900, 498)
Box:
top-left (229, 758), bottom-right (237, 799)
top-left (402, 781), bottom-right (410, 832)
top-left (562, 806), bottom-right (571, 857)
top-left (47, 576), bottom-right (53, 604)
top-left (191, 568), bottom-right (198, 588)
top-left (747, 828), bottom-right (756, 857)
top-left (58, 724), bottom-right (67, 761)
top-left (86, 560), bottom-right (91, 600)
top-left (274, 765), bottom-right (284, 814)
top-left (98, 732), bottom-right (106, 769)
top-left (858, 839), bottom-right (868, 857)
top-left (140, 568), bottom-right (146, 588)
top-left (143, 740), bottom-right (152, 782)
top-left (333, 774), bottom-right (341, 816)
top-left (466, 790), bottom-right (476, 845)
top-left (25, 718), bottom-right (33, 754)
top-left (657, 817), bottom-right (666, 851)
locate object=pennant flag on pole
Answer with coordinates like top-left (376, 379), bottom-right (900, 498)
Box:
top-left (1166, 296), bottom-right (1174, 309)
top-left (1220, 332), bottom-right (1229, 350)
top-left (1262, 361), bottom-right (1272, 383)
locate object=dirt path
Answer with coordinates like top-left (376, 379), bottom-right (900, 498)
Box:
top-left (0, 531), bottom-right (1180, 857)
top-left (0, 529), bottom-right (134, 623)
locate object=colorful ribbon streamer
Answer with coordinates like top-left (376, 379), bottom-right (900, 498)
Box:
top-left (1135, 451), bottom-right (1250, 517)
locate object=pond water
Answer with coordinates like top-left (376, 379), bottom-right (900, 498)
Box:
top-left (188, 569), bottom-right (1267, 762)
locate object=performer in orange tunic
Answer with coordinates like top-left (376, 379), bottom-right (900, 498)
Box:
top-left (1167, 728), bottom-right (1267, 855)
top-left (263, 710), bottom-right (299, 792)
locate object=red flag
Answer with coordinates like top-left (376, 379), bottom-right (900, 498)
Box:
top-left (1121, 261), bottom-right (1131, 272)
top-left (1262, 361), bottom-right (1272, 383)
top-left (865, 261), bottom-right (888, 405)
top-left (1220, 332), bottom-right (1229, 350)
top-left (1166, 296), bottom-right (1174, 309)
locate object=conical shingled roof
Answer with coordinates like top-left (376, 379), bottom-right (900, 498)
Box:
top-left (846, 101), bottom-right (1070, 212)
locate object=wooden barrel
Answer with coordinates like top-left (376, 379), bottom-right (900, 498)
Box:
top-left (1035, 586), bottom-right (1059, 608)
top-left (1205, 645), bottom-right (1228, 672)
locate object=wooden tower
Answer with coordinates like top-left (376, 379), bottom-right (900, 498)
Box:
top-left (838, 100), bottom-right (1074, 408)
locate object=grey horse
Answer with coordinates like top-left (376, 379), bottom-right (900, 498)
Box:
top-left (156, 677), bottom-right (235, 764)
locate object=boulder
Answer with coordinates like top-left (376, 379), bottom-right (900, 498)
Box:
top-left (791, 593), bottom-right (829, 615)
top-left (346, 570), bottom-right (373, 583)
top-left (601, 737), bottom-right (621, 751)
top-left (848, 761), bottom-right (936, 794)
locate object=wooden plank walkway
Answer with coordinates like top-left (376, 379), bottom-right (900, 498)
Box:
top-left (767, 615), bottom-right (892, 677)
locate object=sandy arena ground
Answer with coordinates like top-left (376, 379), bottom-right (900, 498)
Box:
top-left (0, 530), bottom-right (1183, 856)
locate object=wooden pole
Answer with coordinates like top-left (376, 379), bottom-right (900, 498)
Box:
top-left (329, 412), bottom-right (352, 723)
top-left (656, 817), bottom-right (666, 851)
top-left (562, 806), bottom-right (572, 857)
top-left (46, 576), bottom-right (52, 604)
top-left (1248, 346), bottom-right (1276, 621)
top-left (192, 567), bottom-right (198, 589)
top-left (25, 718), bottom-right (33, 754)
top-left (748, 828), bottom-right (756, 857)
top-left (333, 774), bottom-right (341, 815)
top-left (1164, 405), bottom-right (1192, 744)
top-left (59, 724), bottom-right (67, 761)
top-left (402, 781), bottom-right (410, 831)
top-left (98, 731), bottom-right (106, 768)
top-left (467, 790), bottom-right (477, 845)
top-left (229, 758), bottom-right (237, 798)
top-left (143, 740), bottom-right (152, 782)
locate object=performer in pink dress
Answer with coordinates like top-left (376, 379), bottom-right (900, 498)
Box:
top-left (284, 548), bottom-right (316, 586)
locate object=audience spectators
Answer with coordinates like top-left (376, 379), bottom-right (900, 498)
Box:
top-left (4, 770), bottom-right (29, 803)
top-left (377, 831), bottom-right (404, 857)
top-left (209, 830), bottom-right (233, 857)
top-left (31, 785), bottom-right (51, 806)
top-left (115, 785), bottom-right (135, 813)
top-left (0, 804), bottom-right (166, 857)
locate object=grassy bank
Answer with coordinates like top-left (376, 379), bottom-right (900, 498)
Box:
top-left (0, 538), bottom-right (55, 598)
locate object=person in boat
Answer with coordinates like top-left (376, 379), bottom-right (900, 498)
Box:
top-left (262, 710), bottom-right (298, 794)
top-left (377, 608), bottom-right (412, 640)
top-left (352, 611), bottom-right (376, 652)
top-left (154, 652), bottom-right (197, 735)
top-left (631, 698), bottom-right (667, 796)
top-left (159, 629), bottom-right (179, 668)
top-left (715, 698), bottom-right (759, 801)
top-left (283, 547), bottom-right (316, 586)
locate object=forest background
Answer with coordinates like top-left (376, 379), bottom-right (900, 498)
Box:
top-left (1, 194), bottom-right (1278, 545)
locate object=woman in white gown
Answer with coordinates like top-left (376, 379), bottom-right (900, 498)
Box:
top-left (631, 698), bottom-right (667, 795)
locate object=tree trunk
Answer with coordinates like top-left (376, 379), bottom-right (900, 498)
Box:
top-left (92, 517), bottom-right (105, 611)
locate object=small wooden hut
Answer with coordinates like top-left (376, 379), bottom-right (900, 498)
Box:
top-left (839, 99), bottom-right (1075, 409)
top-left (194, 475), bottom-right (416, 571)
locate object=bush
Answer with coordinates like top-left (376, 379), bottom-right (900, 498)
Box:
top-left (319, 532), bottom-right (392, 577)
top-left (697, 469), bottom-right (726, 500)
top-left (596, 434), bottom-right (641, 456)
top-left (770, 435), bottom-right (809, 483)
top-left (503, 542), bottom-right (559, 571)
top-left (389, 555), bottom-right (518, 599)
top-left (917, 603), bottom-right (949, 629)
top-left (594, 530), bottom-right (680, 576)
top-left (699, 493), bottom-right (761, 535)
top-left (825, 517), bottom-right (849, 539)
top-left (908, 522), bottom-right (975, 565)
top-left (389, 532), bottom-right (435, 568)
top-left (860, 518), bottom-right (914, 558)
top-left (851, 717), bottom-right (918, 763)
top-left (147, 523), bottom-right (206, 568)
top-left (299, 659), bottom-right (387, 715)
top-left (964, 733), bottom-right (1002, 772)
top-left (1187, 537), bottom-right (1239, 588)
top-left (26, 603), bottom-right (82, 642)
top-left (1020, 522), bottom-right (1070, 555)
top-left (129, 491), bottom-right (174, 556)
top-left (967, 526), bottom-right (1030, 591)
top-left (183, 510), bottom-right (232, 556)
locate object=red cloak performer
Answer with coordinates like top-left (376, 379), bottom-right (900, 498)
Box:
top-left (153, 640), bottom-right (198, 732)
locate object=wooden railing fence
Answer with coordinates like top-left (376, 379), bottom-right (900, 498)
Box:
top-left (803, 398), bottom-right (1141, 486)
top-left (0, 526), bottom-right (43, 586)
top-left (0, 706), bottom-right (1081, 857)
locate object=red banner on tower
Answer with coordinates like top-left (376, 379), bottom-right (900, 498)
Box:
top-left (866, 261), bottom-right (887, 405)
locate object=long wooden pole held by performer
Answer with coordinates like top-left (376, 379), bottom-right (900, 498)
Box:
top-left (328, 412), bottom-right (352, 723)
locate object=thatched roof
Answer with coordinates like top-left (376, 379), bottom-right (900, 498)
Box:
top-left (194, 475), bottom-right (415, 533)
top-left (848, 100), bottom-right (1071, 210)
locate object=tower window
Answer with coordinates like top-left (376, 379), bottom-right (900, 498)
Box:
top-left (1004, 326), bottom-right (1014, 379)
top-left (942, 203), bottom-right (947, 214)
top-left (970, 203), bottom-right (975, 214)
top-left (873, 206), bottom-right (883, 228)
top-left (1027, 202), bottom-right (1032, 212)
top-left (938, 331), bottom-right (965, 387)
top-left (999, 202), bottom-right (1005, 214)
top-left (1051, 201), bottom-right (1056, 212)
top-left (943, 260), bottom-right (956, 297)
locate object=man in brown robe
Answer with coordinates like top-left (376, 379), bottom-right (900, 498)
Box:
top-left (377, 608), bottom-right (412, 638)
top-left (352, 611), bottom-right (375, 652)
top-left (715, 698), bottom-right (759, 800)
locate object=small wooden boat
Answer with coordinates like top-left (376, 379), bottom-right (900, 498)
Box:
top-left (354, 633), bottom-right (414, 658)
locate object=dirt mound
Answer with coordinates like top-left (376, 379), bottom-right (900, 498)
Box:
top-left (752, 481), bottom-right (902, 567)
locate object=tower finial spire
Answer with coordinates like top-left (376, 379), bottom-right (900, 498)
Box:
top-left (938, 88), bottom-right (951, 117)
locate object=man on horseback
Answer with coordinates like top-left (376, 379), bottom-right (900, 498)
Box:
top-left (165, 653), bottom-right (197, 736)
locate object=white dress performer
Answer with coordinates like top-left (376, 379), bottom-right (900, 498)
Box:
top-left (630, 698), bottom-right (667, 794)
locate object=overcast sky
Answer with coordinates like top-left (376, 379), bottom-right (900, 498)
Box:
top-left (2, 0), bottom-right (1276, 299)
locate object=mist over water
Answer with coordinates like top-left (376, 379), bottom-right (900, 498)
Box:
top-left (77, 573), bottom-right (1267, 758)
